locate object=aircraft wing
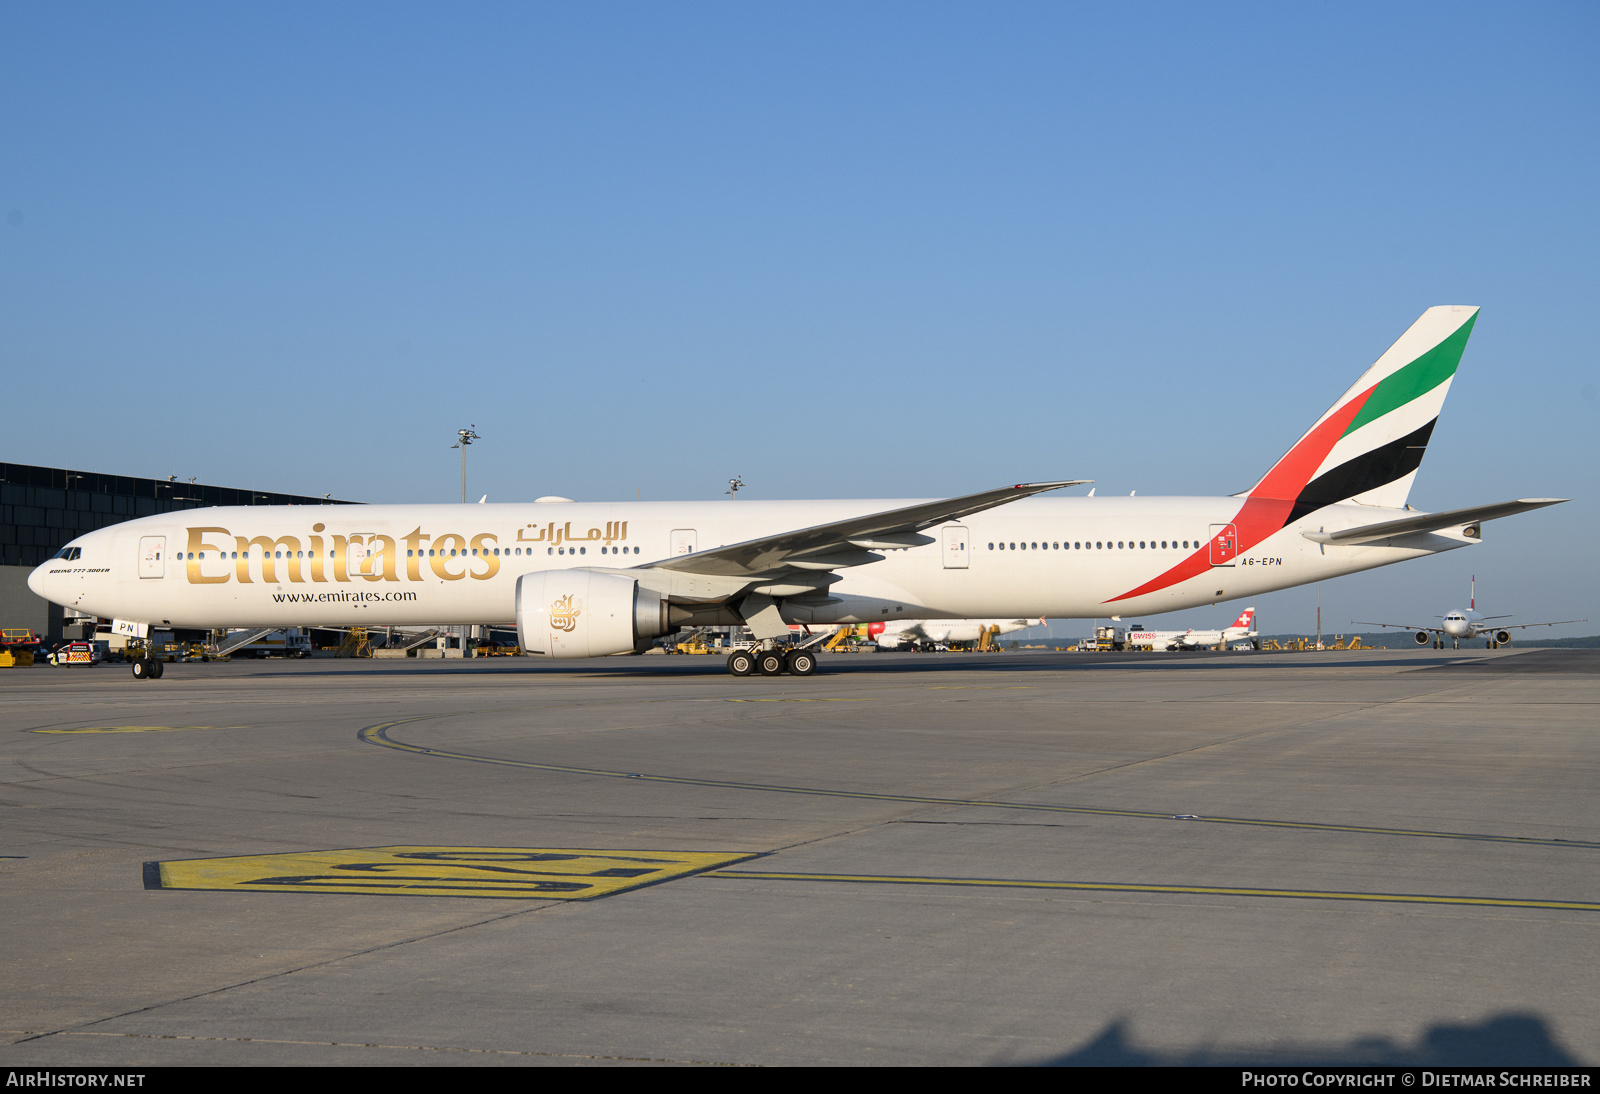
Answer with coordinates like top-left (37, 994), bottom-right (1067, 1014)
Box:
top-left (1353, 621), bottom-right (1443, 635)
top-left (1491, 619), bottom-right (1587, 631)
top-left (1302, 499), bottom-right (1567, 546)
top-left (645, 480), bottom-right (1091, 578)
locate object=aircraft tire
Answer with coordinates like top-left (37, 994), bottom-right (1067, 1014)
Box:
top-left (785, 649), bottom-right (817, 677)
top-left (727, 651), bottom-right (755, 677)
top-left (150, 658), bottom-right (164, 679)
top-left (756, 650), bottom-right (786, 676)
top-left (131, 658), bottom-right (151, 680)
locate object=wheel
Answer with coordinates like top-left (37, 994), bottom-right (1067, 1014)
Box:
top-left (785, 649), bottom-right (817, 677)
top-left (150, 658), bottom-right (164, 679)
top-left (727, 650), bottom-right (755, 677)
top-left (131, 658), bottom-right (150, 680)
top-left (757, 650), bottom-right (786, 676)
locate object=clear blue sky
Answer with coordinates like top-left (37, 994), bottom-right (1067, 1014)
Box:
top-left (3, 2), bottom-right (1595, 633)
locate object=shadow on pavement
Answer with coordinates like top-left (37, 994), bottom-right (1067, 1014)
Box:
top-left (1037, 1013), bottom-right (1581, 1066)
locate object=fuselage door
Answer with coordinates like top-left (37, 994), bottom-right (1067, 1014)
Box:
top-left (348, 537), bottom-right (374, 577)
top-left (1208, 524), bottom-right (1238, 567)
top-left (138, 536), bottom-right (165, 579)
top-left (942, 525), bottom-right (970, 569)
top-left (670, 529), bottom-right (697, 557)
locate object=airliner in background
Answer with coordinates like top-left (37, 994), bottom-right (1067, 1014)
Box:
top-left (870, 617), bottom-right (1042, 651)
top-left (29, 306), bottom-right (1568, 679)
top-left (1127, 608), bottom-right (1258, 651)
top-left (1356, 577), bottom-right (1585, 649)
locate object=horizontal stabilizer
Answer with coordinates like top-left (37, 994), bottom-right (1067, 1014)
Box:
top-left (1302, 499), bottom-right (1567, 546)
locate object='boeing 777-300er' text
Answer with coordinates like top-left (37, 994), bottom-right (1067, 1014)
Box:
top-left (29, 306), bottom-right (1567, 678)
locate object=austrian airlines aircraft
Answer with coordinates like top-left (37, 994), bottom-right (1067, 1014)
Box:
top-left (1355, 577), bottom-right (1585, 649)
top-left (29, 306), bottom-right (1566, 679)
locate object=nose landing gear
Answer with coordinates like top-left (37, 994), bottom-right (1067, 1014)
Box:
top-left (130, 657), bottom-right (164, 680)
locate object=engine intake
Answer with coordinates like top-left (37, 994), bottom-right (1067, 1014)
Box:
top-left (517, 569), bottom-right (669, 658)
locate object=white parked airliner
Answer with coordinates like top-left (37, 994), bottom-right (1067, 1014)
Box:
top-left (870, 617), bottom-right (1041, 650)
top-left (1127, 608), bottom-right (1258, 651)
top-left (29, 306), bottom-right (1567, 678)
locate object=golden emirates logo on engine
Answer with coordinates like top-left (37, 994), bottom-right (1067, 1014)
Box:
top-left (550, 594), bottom-right (581, 632)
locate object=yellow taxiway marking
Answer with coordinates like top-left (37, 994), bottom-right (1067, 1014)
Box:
top-left (704, 871), bottom-right (1600, 912)
top-left (32, 725), bottom-right (247, 735)
top-left (725, 698), bottom-right (880, 703)
top-left (148, 846), bottom-right (756, 900)
top-left (360, 721), bottom-right (1600, 851)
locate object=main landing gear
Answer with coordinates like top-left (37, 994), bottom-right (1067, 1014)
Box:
top-left (130, 657), bottom-right (164, 680)
top-left (726, 646), bottom-right (818, 678)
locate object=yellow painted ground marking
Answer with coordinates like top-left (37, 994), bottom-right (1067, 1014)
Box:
top-left (704, 871), bottom-right (1600, 912)
top-left (149, 846), bottom-right (757, 900)
top-left (725, 698), bottom-right (880, 703)
top-left (928, 686), bottom-right (1035, 691)
top-left (32, 725), bottom-right (247, 735)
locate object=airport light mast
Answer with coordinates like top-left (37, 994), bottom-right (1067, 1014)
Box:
top-left (451, 426), bottom-right (481, 504)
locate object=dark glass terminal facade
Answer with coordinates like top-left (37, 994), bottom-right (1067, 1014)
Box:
top-left (1, 462), bottom-right (355, 568)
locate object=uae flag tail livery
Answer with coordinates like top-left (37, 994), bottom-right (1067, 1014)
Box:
top-left (1109, 305), bottom-right (1522, 604)
top-left (1252, 304), bottom-right (1474, 521)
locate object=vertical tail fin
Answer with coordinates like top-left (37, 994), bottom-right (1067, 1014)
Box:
top-left (1231, 607), bottom-right (1255, 630)
top-left (1246, 306), bottom-right (1479, 521)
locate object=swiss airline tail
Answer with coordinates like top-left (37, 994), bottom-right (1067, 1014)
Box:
top-left (1231, 608), bottom-right (1255, 630)
top-left (1243, 306), bottom-right (1479, 522)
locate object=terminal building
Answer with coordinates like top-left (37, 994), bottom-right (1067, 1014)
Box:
top-left (1, 461), bottom-right (352, 642)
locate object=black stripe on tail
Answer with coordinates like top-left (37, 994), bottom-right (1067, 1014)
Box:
top-left (1287, 419), bottom-right (1436, 525)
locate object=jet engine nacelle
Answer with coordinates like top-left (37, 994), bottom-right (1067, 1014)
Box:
top-left (1494, 630), bottom-right (1511, 645)
top-left (1414, 631), bottom-right (1432, 645)
top-left (516, 569), bottom-right (669, 658)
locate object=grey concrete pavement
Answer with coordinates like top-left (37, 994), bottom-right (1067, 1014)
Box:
top-left (2, 648), bottom-right (1596, 1065)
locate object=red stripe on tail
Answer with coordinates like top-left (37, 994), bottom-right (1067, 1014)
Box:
top-left (1107, 387), bottom-right (1375, 604)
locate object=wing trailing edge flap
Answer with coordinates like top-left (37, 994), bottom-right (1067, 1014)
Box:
top-left (645, 480), bottom-right (1092, 580)
top-left (1302, 499), bottom-right (1567, 546)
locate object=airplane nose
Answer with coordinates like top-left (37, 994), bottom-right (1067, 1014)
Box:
top-left (27, 562), bottom-right (49, 599)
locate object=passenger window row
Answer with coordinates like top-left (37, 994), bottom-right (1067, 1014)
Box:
top-left (987, 539), bottom-right (1198, 551)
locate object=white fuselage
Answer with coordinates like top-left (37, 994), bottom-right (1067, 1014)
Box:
top-left (875, 618), bottom-right (1036, 648)
top-left (1172, 627), bottom-right (1256, 649)
top-left (28, 495), bottom-right (1476, 630)
top-left (1441, 610), bottom-right (1484, 639)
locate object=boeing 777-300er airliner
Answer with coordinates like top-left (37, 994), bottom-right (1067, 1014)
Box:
top-left (29, 306), bottom-right (1567, 679)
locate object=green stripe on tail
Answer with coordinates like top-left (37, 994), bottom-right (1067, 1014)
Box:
top-left (1342, 311), bottom-right (1477, 437)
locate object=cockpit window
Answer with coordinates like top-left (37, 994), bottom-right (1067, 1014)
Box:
top-left (51, 547), bottom-right (82, 561)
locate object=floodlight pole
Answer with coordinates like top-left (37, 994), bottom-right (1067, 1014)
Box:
top-left (452, 426), bottom-right (481, 504)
